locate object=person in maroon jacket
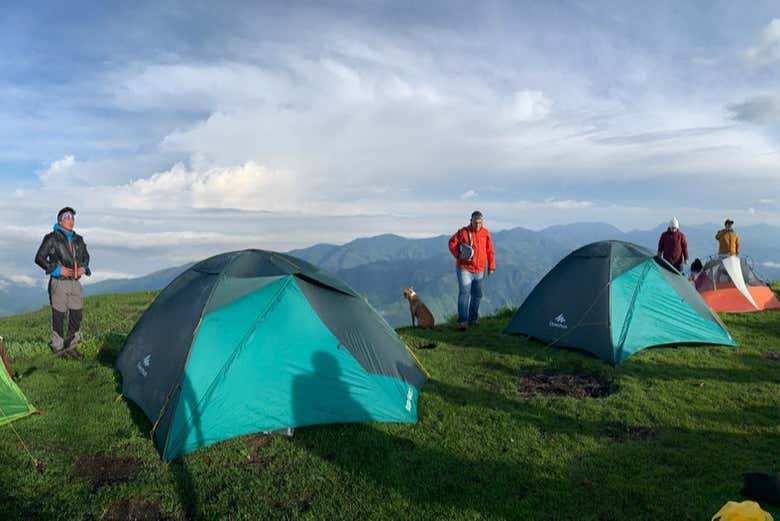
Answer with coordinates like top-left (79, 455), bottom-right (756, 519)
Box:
top-left (657, 217), bottom-right (688, 274)
top-left (448, 211), bottom-right (496, 330)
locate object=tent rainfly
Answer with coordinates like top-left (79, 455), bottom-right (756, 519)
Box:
top-left (504, 241), bottom-right (736, 365)
top-left (116, 250), bottom-right (427, 460)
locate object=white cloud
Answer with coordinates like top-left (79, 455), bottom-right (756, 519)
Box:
top-left (748, 207), bottom-right (756, 215)
top-left (38, 155), bottom-right (76, 185)
top-left (7, 275), bottom-right (39, 287)
top-left (109, 161), bottom-right (299, 211)
top-left (79, 228), bottom-right (245, 249)
top-left (763, 261), bottom-right (780, 269)
top-left (745, 19), bottom-right (780, 66)
top-left (109, 63), bottom-right (274, 112)
top-left (80, 271), bottom-right (138, 285)
top-left (543, 198), bottom-right (593, 209)
top-left (5, 4), bottom-right (780, 284)
top-left (510, 90), bottom-right (552, 122)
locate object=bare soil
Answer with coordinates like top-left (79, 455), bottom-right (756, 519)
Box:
top-left (518, 372), bottom-right (612, 399)
top-left (74, 453), bottom-right (143, 488)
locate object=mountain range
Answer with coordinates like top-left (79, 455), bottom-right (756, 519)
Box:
top-left (2, 222), bottom-right (778, 326)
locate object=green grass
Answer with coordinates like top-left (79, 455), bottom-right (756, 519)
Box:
top-left (1, 287), bottom-right (780, 520)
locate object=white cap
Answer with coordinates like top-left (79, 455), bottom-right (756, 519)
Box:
top-left (669, 217), bottom-right (679, 229)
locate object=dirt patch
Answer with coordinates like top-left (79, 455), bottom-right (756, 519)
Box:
top-left (606, 425), bottom-right (658, 442)
top-left (518, 372), bottom-right (612, 399)
top-left (403, 337), bottom-right (438, 350)
top-left (241, 433), bottom-right (278, 467)
top-left (765, 352), bottom-right (780, 362)
top-left (244, 433), bottom-right (273, 450)
top-left (100, 497), bottom-right (174, 521)
top-left (74, 453), bottom-right (143, 488)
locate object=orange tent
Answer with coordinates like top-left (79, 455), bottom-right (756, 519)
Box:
top-left (693, 256), bottom-right (780, 313)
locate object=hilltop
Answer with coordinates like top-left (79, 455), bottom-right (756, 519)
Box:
top-left (1, 289), bottom-right (779, 519)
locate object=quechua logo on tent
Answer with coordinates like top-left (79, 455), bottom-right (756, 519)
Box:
top-left (549, 313), bottom-right (568, 329)
top-left (137, 354), bottom-right (151, 378)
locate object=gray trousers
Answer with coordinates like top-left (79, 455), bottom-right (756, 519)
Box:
top-left (49, 278), bottom-right (83, 351)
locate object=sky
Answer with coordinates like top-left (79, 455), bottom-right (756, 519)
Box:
top-left (1, 1), bottom-right (779, 283)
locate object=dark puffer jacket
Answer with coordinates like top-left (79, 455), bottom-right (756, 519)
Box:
top-left (34, 228), bottom-right (91, 277)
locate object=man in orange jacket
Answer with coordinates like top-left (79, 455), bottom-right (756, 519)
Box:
top-left (448, 211), bottom-right (496, 330)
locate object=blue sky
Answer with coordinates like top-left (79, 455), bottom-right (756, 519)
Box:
top-left (1, 1), bottom-right (779, 281)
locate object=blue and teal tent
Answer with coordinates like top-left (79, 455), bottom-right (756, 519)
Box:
top-left (116, 250), bottom-right (427, 460)
top-left (504, 241), bottom-right (736, 364)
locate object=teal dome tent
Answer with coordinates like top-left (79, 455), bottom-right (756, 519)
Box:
top-left (504, 241), bottom-right (736, 364)
top-left (117, 250), bottom-right (427, 460)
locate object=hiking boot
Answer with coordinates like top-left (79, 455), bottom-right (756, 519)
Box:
top-left (469, 320), bottom-right (480, 327)
top-left (63, 347), bottom-right (83, 361)
top-left (457, 323), bottom-right (468, 331)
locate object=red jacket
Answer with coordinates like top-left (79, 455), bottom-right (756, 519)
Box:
top-left (448, 226), bottom-right (496, 273)
top-left (657, 229), bottom-right (688, 265)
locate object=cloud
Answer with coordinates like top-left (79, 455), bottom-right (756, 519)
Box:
top-left (542, 198), bottom-right (593, 209)
top-left (763, 261), bottom-right (780, 269)
top-left (80, 270), bottom-right (139, 285)
top-left (109, 161), bottom-right (300, 211)
top-left (38, 155), bottom-right (76, 185)
top-left (6, 3), bottom-right (780, 283)
top-left (6, 275), bottom-right (39, 287)
top-left (727, 96), bottom-right (780, 126)
top-left (744, 19), bottom-right (780, 66)
top-left (596, 126), bottom-right (732, 146)
top-left (510, 90), bottom-right (552, 123)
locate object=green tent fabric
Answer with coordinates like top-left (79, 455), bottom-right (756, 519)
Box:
top-left (504, 240), bottom-right (736, 364)
top-left (116, 250), bottom-right (427, 460)
top-left (0, 346), bottom-right (36, 427)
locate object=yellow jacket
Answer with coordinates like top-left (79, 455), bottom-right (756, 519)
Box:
top-left (716, 229), bottom-right (740, 255)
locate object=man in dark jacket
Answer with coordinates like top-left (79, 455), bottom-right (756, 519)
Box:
top-left (34, 207), bottom-right (91, 359)
top-left (657, 217), bottom-right (688, 273)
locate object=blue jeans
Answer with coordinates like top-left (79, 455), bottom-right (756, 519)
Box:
top-left (457, 268), bottom-right (484, 324)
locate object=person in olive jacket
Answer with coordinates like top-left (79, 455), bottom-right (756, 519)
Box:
top-left (34, 207), bottom-right (91, 359)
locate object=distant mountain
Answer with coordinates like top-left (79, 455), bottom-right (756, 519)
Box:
top-left (287, 228), bottom-right (569, 325)
top-left (288, 233), bottom-right (446, 271)
top-left (82, 263), bottom-right (192, 297)
top-left (2, 222), bottom-right (778, 325)
top-left (0, 279), bottom-right (45, 317)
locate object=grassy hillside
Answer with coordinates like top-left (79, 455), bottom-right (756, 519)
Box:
top-left (1, 289), bottom-right (779, 520)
